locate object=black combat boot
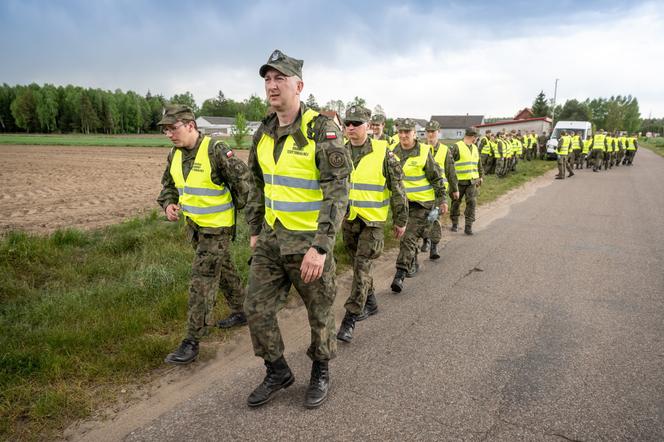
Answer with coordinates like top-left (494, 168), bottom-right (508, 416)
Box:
top-left (357, 292), bottom-right (378, 321)
top-left (216, 311), bottom-right (247, 329)
top-left (464, 225), bottom-right (473, 235)
top-left (336, 311), bottom-right (359, 343)
top-left (420, 238), bottom-right (430, 252)
top-left (247, 356), bottom-right (295, 407)
top-left (429, 242), bottom-right (440, 260)
top-left (164, 339), bottom-right (199, 365)
top-left (451, 223), bottom-right (458, 232)
top-left (391, 269), bottom-right (406, 293)
top-left (568, 171), bottom-right (575, 177)
top-left (304, 360), bottom-right (330, 408)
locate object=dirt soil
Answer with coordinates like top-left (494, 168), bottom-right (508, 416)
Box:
top-left (0, 145), bottom-right (249, 234)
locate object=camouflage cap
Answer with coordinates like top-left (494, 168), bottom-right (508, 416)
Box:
top-left (425, 120), bottom-right (440, 131)
top-left (157, 104), bottom-right (196, 126)
top-left (370, 114), bottom-right (386, 124)
top-left (465, 127), bottom-right (478, 136)
top-left (397, 118), bottom-right (416, 130)
top-left (345, 105), bottom-right (371, 123)
top-left (259, 49), bottom-right (304, 78)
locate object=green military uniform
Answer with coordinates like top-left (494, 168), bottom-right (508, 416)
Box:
top-left (493, 135), bottom-right (509, 178)
top-left (556, 134), bottom-right (574, 179)
top-left (588, 131), bottom-right (607, 172)
top-left (479, 133), bottom-right (494, 174)
top-left (449, 132), bottom-right (484, 234)
top-left (391, 119), bottom-right (447, 288)
top-left (157, 105), bottom-right (251, 364)
top-left (337, 106), bottom-right (408, 342)
top-left (244, 101), bottom-right (351, 362)
top-left (624, 135), bottom-right (638, 165)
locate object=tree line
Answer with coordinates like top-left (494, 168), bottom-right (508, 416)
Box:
top-left (531, 91), bottom-right (642, 133)
top-left (0, 83), bottom-right (270, 134)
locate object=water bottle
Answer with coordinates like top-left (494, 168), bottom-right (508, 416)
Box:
top-left (426, 206), bottom-right (440, 223)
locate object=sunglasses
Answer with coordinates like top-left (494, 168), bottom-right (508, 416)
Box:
top-left (344, 121), bottom-right (364, 127)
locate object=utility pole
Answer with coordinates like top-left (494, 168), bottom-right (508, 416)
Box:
top-left (551, 78), bottom-right (559, 125)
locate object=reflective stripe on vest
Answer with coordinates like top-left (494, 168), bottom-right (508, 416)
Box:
top-left (402, 143), bottom-right (435, 202)
top-left (348, 138), bottom-right (390, 222)
top-left (170, 136), bottom-right (235, 228)
top-left (454, 141), bottom-right (480, 180)
top-left (432, 142), bottom-right (450, 191)
top-left (593, 134), bottom-right (606, 151)
top-left (257, 109), bottom-right (322, 231)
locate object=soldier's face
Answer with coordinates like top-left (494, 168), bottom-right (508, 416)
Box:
top-left (264, 68), bottom-right (303, 111)
top-left (346, 121), bottom-right (367, 144)
top-left (164, 121), bottom-right (197, 149)
top-left (398, 130), bottom-right (415, 147)
top-left (370, 123), bottom-right (384, 136)
top-left (425, 130), bottom-right (438, 145)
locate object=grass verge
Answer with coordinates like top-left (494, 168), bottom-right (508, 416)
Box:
top-left (640, 137), bottom-right (664, 157)
top-left (0, 158), bottom-right (554, 441)
top-left (0, 134), bottom-right (252, 149)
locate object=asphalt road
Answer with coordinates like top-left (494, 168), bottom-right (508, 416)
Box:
top-left (107, 150), bottom-right (663, 441)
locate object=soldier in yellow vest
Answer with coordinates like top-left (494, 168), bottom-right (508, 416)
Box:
top-left (624, 133), bottom-right (639, 165)
top-left (581, 135), bottom-right (592, 169)
top-left (450, 128), bottom-right (483, 235)
top-left (494, 131), bottom-right (509, 178)
top-left (157, 105), bottom-right (251, 365)
top-left (244, 50), bottom-right (352, 408)
top-left (369, 113), bottom-right (396, 149)
top-left (587, 129), bottom-right (607, 172)
top-left (555, 131), bottom-right (574, 179)
top-left (510, 130), bottom-right (522, 171)
top-left (615, 132), bottom-right (626, 167)
top-left (605, 133), bottom-right (615, 170)
top-left (479, 129), bottom-right (495, 174)
top-left (390, 118), bottom-right (447, 293)
top-left (421, 120), bottom-right (459, 259)
top-left (570, 131), bottom-right (582, 170)
top-left (336, 105), bottom-right (408, 343)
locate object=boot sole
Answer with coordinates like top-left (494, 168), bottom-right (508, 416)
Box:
top-left (164, 355), bottom-right (197, 365)
top-left (304, 387), bottom-right (330, 409)
top-left (336, 333), bottom-right (352, 343)
top-left (247, 375), bottom-right (295, 408)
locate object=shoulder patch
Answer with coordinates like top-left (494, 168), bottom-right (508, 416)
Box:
top-left (325, 131), bottom-right (337, 140)
top-left (328, 151), bottom-right (346, 168)
top-left (226, 150), bottom-right (234, 158)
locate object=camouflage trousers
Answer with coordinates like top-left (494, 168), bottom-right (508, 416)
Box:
top-left (451, 182), bottom-right (478, 227)
top-left (495, 158), bottom-right (508, 177)
top-left (342, 219), bottom-right (384, 316)
top-left (186, 225), bottom-right (246, 341)
top-left (396, 205), bottom-right (429, 271)
top-left (244, 228), bottom-right (337, 362)
top-left (557, 154), bottom-right (573, 177)
top-left (615, 149), bottom-right (624, 167)
top-left (480, 154), bottom-right (494, 174)
top-left (591, 149), bottom-right (604, 171)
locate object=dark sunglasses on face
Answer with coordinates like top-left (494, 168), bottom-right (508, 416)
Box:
top-left (344, 121), bottom-right (364, 127)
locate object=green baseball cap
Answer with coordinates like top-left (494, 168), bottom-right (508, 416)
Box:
top-left (465, 128), bottom-right (478, 136)
top-left (345, 105), bottom-right (371, 123)
top-left (370, 114), bottom-right (386, 124)
top-left (425, 120), bottom-right (440, 131)
top-left (397, 118), bottom-right (416, 130)
top-left (259, 49), bottom-right (304, 78)
top-left (157, 104), bottom-right (196, 126)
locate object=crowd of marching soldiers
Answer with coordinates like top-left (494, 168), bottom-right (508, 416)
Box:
top-left (474, 128), bottom-right (639, 180)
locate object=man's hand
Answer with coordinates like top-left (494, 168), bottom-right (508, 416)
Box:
top-left (451, 191), bottom-right (460, 200)
top-left (439, 202), bottom-right (448, 215)
top-left (393, 224), bottom-right (406, 239)
top-left (300, 247), bottom-right (326, 284)
top-left (165, 204), bottom-right (180, 221)
top-left (250, 235), bottom-right (258, 249)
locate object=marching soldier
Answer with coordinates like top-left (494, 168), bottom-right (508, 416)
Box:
top-left (336, 105), bottom-right (408, 343)
top-left (244, 50), bottom-right (351, 408)
top-left (588, 129), bottom-right (607, 172)
top-left (157, 104), bottom-right (251, 365)
top-left (449, 128), bottom-right (484, 235)
top-left (390, 118), bottom-right (447, 293)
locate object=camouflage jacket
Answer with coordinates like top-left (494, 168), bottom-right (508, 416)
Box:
top-left (346, 137), bottom-right (408, 228)
top-left (157, 133), bottom-right (252, 234)
top-left (246, 103), bottom-right (351, 255)
top-left (392, 140), bottom-right (446, 209)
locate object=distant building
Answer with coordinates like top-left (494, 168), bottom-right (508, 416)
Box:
top-left (429, 115), bottom-right (485, 140)
top-left (195, 116), bottom-right (261, 136)
top-left (476, 117), bottom-right (552, 136)
top-left (514, 107), bottom-right (535, 120)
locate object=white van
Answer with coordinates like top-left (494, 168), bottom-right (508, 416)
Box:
top-left (546, 121), bottom-right (592, 159)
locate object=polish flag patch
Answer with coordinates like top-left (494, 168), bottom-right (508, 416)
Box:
top-left (326, 131), bottom-right (337, 140)
top-left (226, 150), bottom-right (234, 158)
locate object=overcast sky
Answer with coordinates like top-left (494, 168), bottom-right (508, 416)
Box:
top-left (2, 0), bottom-right (663, 119)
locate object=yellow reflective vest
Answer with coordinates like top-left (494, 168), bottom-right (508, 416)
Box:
top-left (626, 137), bottom-right (637, 151)
top-left (454, 141), bottom-right (480, 180)
top-left (480, 136), bottom-right (492, 155)
top-left (558, 135), bottom-right (571, 155)
top-left (582, 139), bottom-right (592, 154)
top-left (571, 135), bottom-right (582, 151)
top-left (606, 136), bottom-right (614, 152)
top-left (170, 136), bottom-right (235, 228)
top-left (432, 142), bottom-right (450, 191)
top-left (592, 134), bottom-right (606, 151)
top-left (402, 143), bottom-right (435, 202)
top-left (348, 139), bottom-right (391, 222)
top-left (257, 109), bottom-right (323, 231)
